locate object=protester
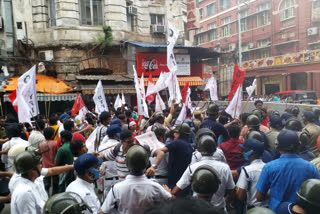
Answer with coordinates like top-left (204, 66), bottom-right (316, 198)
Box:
top-left (96, 111), bottom-right (112, 150)
top-left (28, 119), bottom-right (46, 147)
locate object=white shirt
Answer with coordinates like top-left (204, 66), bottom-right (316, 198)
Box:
top-left (66, 177), bottom-right (101, 214)
top-left (150, 153), bottom-right (169, 176)
top-left (99, 139), bottom-right (119, 178)
top-left (101, 174), bottom-right (172, 214)
top-left (28, 130), bottom-right (45, 147)
top-left (1, 137), bottom-right (29, 170)
top-left (190, 148), bottom-right (227, 165)
top-left (10, 172), bottom-right (48, 214)
top-left (236, 159), bottom-right (269, 207)
top-left (176, 156), bottom-right (235, 209)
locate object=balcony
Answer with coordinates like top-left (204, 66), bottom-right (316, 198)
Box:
top-left (241, 49), bottom-right (320, 70)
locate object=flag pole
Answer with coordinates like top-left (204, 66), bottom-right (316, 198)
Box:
top-left (140, 111), bottom-right (157, 131)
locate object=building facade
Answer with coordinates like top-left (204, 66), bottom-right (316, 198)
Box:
top-left (193, 0), bottom-right (320, 97)
top-left (0, 0), bottom-right (189, 105)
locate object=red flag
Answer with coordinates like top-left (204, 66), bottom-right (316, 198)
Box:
top-left (228, 64), bottom-right (246, 100)
top-left (181, 82), bottom-right (189, 103)
top-left (146, 73), bottom-right (155, 103)
top-left (71, 93), bottom-right (86, 116)
top-left (9, 90), bottom-right (18, 112)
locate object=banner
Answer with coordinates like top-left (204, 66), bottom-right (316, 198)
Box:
top-left (14, 65), bottom-right (39, 124)
top-left (135, 132), bottom-right (164, 151)
top-left (93, 80), bottom-right (108, 114)
top-left (226, 85), bottom-right (242, 119)
top-left (228, 64), bottom-right (246, 100)
top-left (187, 0), bottom-right (200, 30)
top-left (146, 72), bottom-right (156, 104)
top-left (136, 53), bottom-right (190, 76)
top-left (167, 22), bottom-right (179, 73)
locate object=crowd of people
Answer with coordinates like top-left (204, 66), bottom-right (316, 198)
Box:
top-left (0, 99), bottom-right (320, 214)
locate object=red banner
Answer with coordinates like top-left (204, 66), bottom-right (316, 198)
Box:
top-left (136, 53), bottom-right (170, 76)
top-left (228, 64), bottom-right (246, 100)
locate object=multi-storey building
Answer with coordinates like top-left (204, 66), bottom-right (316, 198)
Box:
top-left (0, 0), bottom-right (192, 108)
top-left (193, 0), bottom-right (320, 97)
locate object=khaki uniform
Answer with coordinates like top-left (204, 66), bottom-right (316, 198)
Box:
top-left (303, 123), bottom-right (320, 156)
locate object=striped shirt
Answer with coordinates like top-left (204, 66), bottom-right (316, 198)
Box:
top-left (104, 144), bottom-right (129, 179)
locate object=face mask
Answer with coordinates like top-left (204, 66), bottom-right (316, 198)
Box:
top-left (243, 150), bottom-right (253, 161)
top-left (90, 168), bottom-right (100, 180)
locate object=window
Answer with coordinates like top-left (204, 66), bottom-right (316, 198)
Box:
top-left (127, 14), bottom-right (137, 32)
top-left (206, 3), bottom-right (216, 16)
top-left (208, 22), bottom-right (216, 30)
top-left (196, 27), bottom-right (204, 34)
top-left (221, 17), bottom-right (231, 37)
top-left (196, 34), bottom-right (204, 45)
top-left (48, 0), bottom-right (56, 26)
top-left (80, 0), bottom-right (103, 25)
top-left (257, 11), bottom-right (270, 27)
top-left (199, 8), bottom-right (203, 19)
top-left (279, 0), bottom-right (295, 21)
top-left (313, 0), bottom-right (320, 9)
top-left (239, 9), bottom-right (248, 32)
top-left (151, 14), bottom-right (164, 25)
top-left (207, 30), bottom-right (217, 41)
top-left (258, 38), bottom-right (271, 47)
top-left (258, 49), bottom-right (271, 58)
top-left (242, 52), bottom-right (249, 61)
top-left (220, 0), bottom-right (231, 10)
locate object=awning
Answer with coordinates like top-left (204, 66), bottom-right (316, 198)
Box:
top-left (4, 93), bottom-right (77, 102)
top-left (4, 75), bottom-right (73, 94)
top-left (80, 84), bottom-right (136, 95)
top-left (76, 74), bottom-right (133, 82)
top-left (139, 76), bottom-right (203, 86)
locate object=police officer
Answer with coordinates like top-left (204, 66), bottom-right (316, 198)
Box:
top-left (101, 145), bottom-right (172, 214)
top-left (276, 179), bottom-right (320, 214)
top-left (191, 165), bottom-right (221, 202)
top-left (313, 108), bottom-right (320, 126)
top-left (200, 104), bottom-right (228, 144)
top-left (66, 153), bottom-right (103, 213)
top-left (291, 106), bottom-right (300, 118)
top-left (172, 135), bottom-right (235, 212)
top-left (44, 192), bottom-right (92, 214)
top-left (146, 123), bottom-right (194, 190)
top-left (10, 150), bottom-right (48, 213)
top-left (245, 131), bottom-right (272, 163)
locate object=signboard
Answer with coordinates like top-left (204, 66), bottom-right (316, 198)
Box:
top-left (187, 0), bottom-right (200, 30)
top-left (136, 53), bottom-right (190, 76)
top-left (241, 49), bottom-right (320, 70)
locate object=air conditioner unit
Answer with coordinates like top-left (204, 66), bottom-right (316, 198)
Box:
top-left (307, 27), bottom-right (318, 36)
top-left (229, 43), bottom-right (236, 51)
top-left (127, 6), bottom-right (138, 16)
top-left (39, 50), bottom-right (54, 61)
top-left (248, 43), bottom-right (254, 49)
top-left (151, 25), bottom-right (165, 34)
top-left (16, 21), bottom-right (27, 41)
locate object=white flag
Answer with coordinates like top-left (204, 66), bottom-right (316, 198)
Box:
top-left (155, 93), bottom-right (166, 112)
top-left (15, 65), bottom-right (39, 124)
top-left (140, 73), bottom-right (145, 98)
top-left (93, 80), bottom-right (108, 114)
top-left (154, 72), bottom-right (167, 93)
top-left (133, 66), bottom-right (149, 118)
top-left (204, 76), bottom-right (218, 101)
top-left (122, 92), bottom-right (126, 105)
top-left (175, 104), bottom-right (187, 125)
top-left (114, 94), bottom-right (122, 110)
top-left (225, 85), bottom-right (242, 119)
top-left (167, 22), bottom-right (179, 72)
top-left (246, 79), bottom-right (256, 99)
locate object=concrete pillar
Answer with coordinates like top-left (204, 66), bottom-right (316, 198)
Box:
top-left (282, 75), bottom-right (287, 91)
top-left (307, 72), bottom-right (313, 90)
top-left (287, 74), bottom-right (291, 91)
top-left (256, 77), bottom-right (262, 96)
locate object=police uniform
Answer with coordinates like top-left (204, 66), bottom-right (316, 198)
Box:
top-left (176, 156), bottom-right (235, 210)
top-left (200, 118), bottom-right (228, 141)
top-left (236, 159), bottom-right (269, 208)
top-left (190, 148), bottom-right (226, 164)
top-left (10, 168), bottom-right (48, 214)
top-left (101, 174), bottom-right (172, 214)
top-left (66, 177), bottom-right (101, 214)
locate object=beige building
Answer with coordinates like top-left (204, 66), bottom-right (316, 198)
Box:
top-left (0, 0), bottom-right (188, 103)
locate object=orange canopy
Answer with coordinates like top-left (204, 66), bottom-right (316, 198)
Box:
top-left (4, 75), bottom-right (73, 94)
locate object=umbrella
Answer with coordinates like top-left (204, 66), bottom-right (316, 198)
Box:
top-left (4, 75), bottom-right (73, 94)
